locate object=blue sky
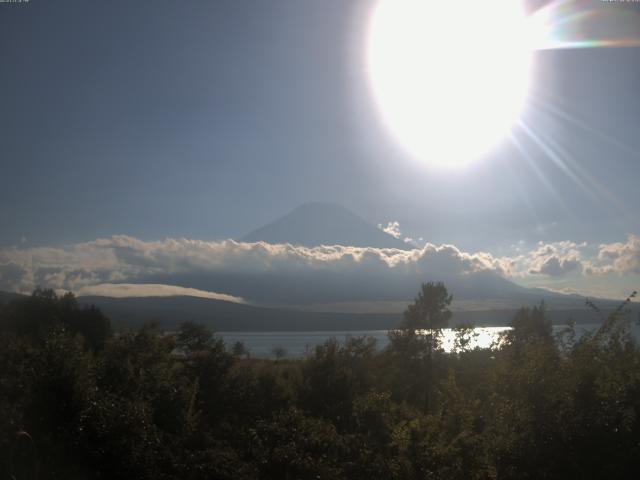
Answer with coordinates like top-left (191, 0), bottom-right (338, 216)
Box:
top-left (1, 0), bottom-right (640, 300)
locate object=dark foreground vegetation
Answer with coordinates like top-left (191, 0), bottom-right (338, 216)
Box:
top-left (1, 284), bottom-right (639, 479)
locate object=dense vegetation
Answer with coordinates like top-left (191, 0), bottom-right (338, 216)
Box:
top-left (1, 285), bottom-right (639, 479)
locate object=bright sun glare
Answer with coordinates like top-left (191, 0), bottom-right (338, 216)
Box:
top-left (368, 0), bottom-right (533, 167)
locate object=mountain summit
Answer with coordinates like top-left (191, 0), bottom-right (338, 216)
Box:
top-left (241, 202), bottom-right (411, 249)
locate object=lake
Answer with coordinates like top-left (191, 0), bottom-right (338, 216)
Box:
top-left (219, 323), bottom-right (640, 358)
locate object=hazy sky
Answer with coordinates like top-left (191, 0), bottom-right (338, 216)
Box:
top-left (1, 0), bottom-right (640, 299)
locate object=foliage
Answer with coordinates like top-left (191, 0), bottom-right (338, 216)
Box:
top-left (400, 281), bottom-right (453, 332)
top-left (0, 289), bottom-right (111, 350)
top-left (1, 286), bottom-right (640, 479)
top-left (385, 282), bottom-right (452, 412)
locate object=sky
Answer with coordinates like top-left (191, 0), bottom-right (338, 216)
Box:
top-left (1, 0), bottom-right (640, 300)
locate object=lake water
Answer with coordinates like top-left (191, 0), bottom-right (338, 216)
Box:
top-left (220, 323), bottom-right (640, 358)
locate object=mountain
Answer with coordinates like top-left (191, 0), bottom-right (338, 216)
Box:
top-left (146, 202), bottom-right (605, 311)
top-left (0, 200), bottom-right (630, 330)
top-left (79, 295), bottom-right (401, 331)
top-left (140, 267), bottom-right (584, 313)
top-left (77, 295), bottom-right (631, 330)
top-left (0, 290), bottom-right (25, 306)
top-left (1, 290), bottom-right (633, 331)
top-left (241, 202), bottom-right (411, 249)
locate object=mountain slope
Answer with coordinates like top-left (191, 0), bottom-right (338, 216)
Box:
top-left (0, 290), bottom-right (26, 306)
top-left (79, 295), bottom-right (401, 331)
top-left (77, 294), bottom-right (629, 330)
top-left (241, 202), bottom-right (410, 249)
top-left (1, 290), bottom-right (631, 331)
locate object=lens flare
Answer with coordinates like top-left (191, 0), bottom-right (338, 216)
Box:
top-left (367, 0), bottom-right (533, 167)
top-left (367, 0), bottom-right (640, 168)
top-left (528, 0), bottom-right (640, 50)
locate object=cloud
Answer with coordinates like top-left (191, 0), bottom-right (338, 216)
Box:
top-left (585, 234), bottom-right (640, 276)
top-left (529, 256), bottom-right (581, 277)
top-left (1, 234), bottom-right (637, 304)
top-left (526, 241), bottom-right (584, 277)
top-left (378, 222), bottom-right (423, 248)
top-left (531, 285), bottom-right (584, 296)
top-left (0, 235), bottom-right (507, 300)
top-left (74, 283), bottom-right (245, 303)
top-left (378, 221), bottom-right (402, 239)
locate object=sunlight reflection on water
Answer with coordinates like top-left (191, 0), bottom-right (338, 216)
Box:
top-left (220, 323), bottom-right (640, 359)
top-left (220, 326), bottom-right (512, 358)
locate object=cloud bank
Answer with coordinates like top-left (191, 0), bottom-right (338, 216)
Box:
top-left (0, 234), bottom-right (637, 303)
top-left (0, 235), bottom-right (507, 299)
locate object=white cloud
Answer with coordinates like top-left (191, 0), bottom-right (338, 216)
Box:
top-left (529, 256), bottom-right (581, 277)
top-left (510, 240), bottom-right (586, 277)
top-left (584, 234), bottom-right (640, 276)
top-left (74, 283), bottom-right (245, 303)
top-left (378, 221), bottom-right (402, 239)
top-left (0, 235), bottom-right (506, 297)
top-left (1, 235), bottom-right (637, 303)
top-left (531, 285), bottom-right (585, 296)
top-left (378, 222), bottom-right (424, 248)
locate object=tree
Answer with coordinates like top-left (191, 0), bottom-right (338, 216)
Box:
top-left (0, 289), bottom-right (111, 350)
top-left (176, 320), bottom-right (214, 353)
top-left (271, 345), bottom-right (287, 361)
top-left (389, 282), bottom-right (452, 359)
top-left (299, 337), bottom-right (377, 429)
top-left (401, 282), bottom-right (452, 333)
top-left (231, 340), bottom-right (250, 359)
top-left (505, 302), bottom-right (552, 346)
top-left (387, 282), bottom-right (452, 411)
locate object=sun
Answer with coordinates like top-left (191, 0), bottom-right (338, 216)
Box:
top-left (367, 0), bottom-right (533, 167)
